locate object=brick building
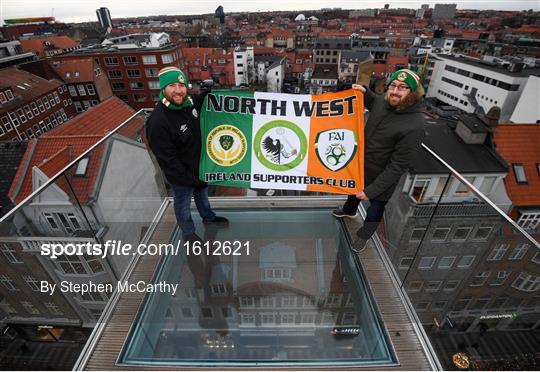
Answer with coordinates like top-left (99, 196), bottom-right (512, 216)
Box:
top-left (0, 67), bottom-right (77, 142)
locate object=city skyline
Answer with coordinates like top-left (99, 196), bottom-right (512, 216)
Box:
top-left (1, 0), bottom-right (539, 24)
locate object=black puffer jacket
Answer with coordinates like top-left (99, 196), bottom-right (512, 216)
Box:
top-left (145, 94), bottom-right (206, 187)
top-left (362, 87), bottom-right (426, 201)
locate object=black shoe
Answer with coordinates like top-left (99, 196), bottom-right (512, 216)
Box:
top-left (332, 208), bottom-right (358, 219)
top-left (203, 216), bottom-right (229, 225)
top-left (350, 238), bottom-right (368, 253)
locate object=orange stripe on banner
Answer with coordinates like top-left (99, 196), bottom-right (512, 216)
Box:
top-left (306, 90), bottom-right (364, 195)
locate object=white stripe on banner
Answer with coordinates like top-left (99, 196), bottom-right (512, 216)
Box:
top-left (250, 92), bottom-right (312, 191)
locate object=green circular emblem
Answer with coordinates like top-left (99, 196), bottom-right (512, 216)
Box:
top-left (207, 124), bottom-right (247, 166)
top-left (253, 120), bottom-right (307, 171)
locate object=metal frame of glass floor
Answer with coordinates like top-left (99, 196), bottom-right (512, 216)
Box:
top-left (75, 197), bottom-right (440, 370)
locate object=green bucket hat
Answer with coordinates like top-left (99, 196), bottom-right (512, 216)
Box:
top-left (388, 69), bottom-right (421, 92)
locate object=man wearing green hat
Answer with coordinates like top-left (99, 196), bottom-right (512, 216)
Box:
top-left (333, 69), bottom-right (426, 252)
top-left (146, 67), bottom-right (228, 241)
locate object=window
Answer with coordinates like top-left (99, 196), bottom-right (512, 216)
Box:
top-left (16, 108), bottom-right (27, 123)
top-left (399, 257), bottom-right (414, 269)
top-left (117, 94), bottom-right (128, 102)
top-left (280, 313), bottom-right (295, 324)
top-left (111, 82), bottom-right (125, 90)
top-left (470, 271), bottom-right (490, 286)
top-left (24, 105), bottom-right (33, 119)
top-left (86, 84), bottom-right (96, 95)
top-left (53, 92), bottom-right (60, 104)
top-left (444, 280), bottom-right (460, 291)
top-left (281, 295), bottom-right (296, 307)
top-left (142, 55), bottom-right (157, 65)
top-left (0, 275), bottom-right (18, 291)
top-left (123, 56), bottom-right (137, 65)
top-left (512, 164), bottom-right (527, 184)
top-left (43, 302), bottom-right (62, 316)
top-left (411, 177), bottom-right (430, 202)
top-left (162, 54), bottom-right (173, 64)
top-left (480, 176), bottom-right (497, 195)
top-left (300, 313), bottom-right (316, 324)
top-left (457, 255), bottom-right (475, 268)
top-left (325, 293), bottom-right (341, 307)
top-left (104, 57), bottom-right (119, 66)
top-left (107, 70), bottom-right (122, 79)
top-left (432, 227), bottom-right (450, 242)
top-left (418, 257), bottom-right (435, 269)
top-left (48, 93), bottom-right (56, 106)
top-left (222, 307), bottom-right (232, 318)
top-left (410, 227), bottom-right (426, 241)
top-left (77, 85), bottom-right (86, 96)
top-left (241, 313), bottom-right (255, 324)
top-left (240, 296), bottom-right (255, 308)
top-left (426, 281), bottom-right (442, 291)
top-left (1, 116), bottom-right (12, 132)
top-left (508, 243), bottom-right (529, 260)
top-left (43, 96), bottom-right (51, 109)
top-left (491, 270), bottom-right (510, 286)
top-left (453, 226), bottom-right (472, 241)
top-left (0, 244), bottom-right (22, 263)
top-left (438, 256), bottom-right (456, 269)
top-left (37, 98), bottom-right (45, 112)
top-left (211, 283), bottom-right (226, 295)
top-left (181, 307), bottom-right (193, 318)
top-left (517, 211), bottom-right (540, 231)
top-left (261, 313), bottom-right (275, 325)
top-left (432, 301), bottom-right (448, 310)
top-left (130, 82), bottom-right (144, 90)
top-left (264, 268), bottom-right (291, 281)
top-left (23, 275), bottom-right (40, 291)
top-left (408, 281), bottom-right (423, 292)
top-left (74, 101), bottom-right (83, 113)
top-left (453, 297), bottom-right (472, 311)
top-left (75, 157), bottom-right (89, 176)
top-left (21, 301), bottom-right (40, 315)
top-left (474, 224), bottom-right (493, 240)
top-left (127, 69), bottom-right (141, 78)
top-left (454, 176), bottom-right (474, 196)
top-left (512, 273), bottom-right (540, 292)
top-left (487, 244), bottom-right (508, 261)
top-left (145, 68), bottom-right (159, 77)
top-left (148, 80), bottom-right (160, 90)
top-left (133, 94), bottom-right (147, 102)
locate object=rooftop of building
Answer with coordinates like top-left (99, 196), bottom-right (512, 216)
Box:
top-left (436, 54), bottom-right (540, 78)
top-left (49, 58), bottom-right (98, 83)
top-left (493, 123), bottom-right (540, 207)
top-left (412, 116), bottom-right (508, 174)
top-left (0, 67), bottom-right (63, 111)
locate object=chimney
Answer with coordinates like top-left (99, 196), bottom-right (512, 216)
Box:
top-left (480, 106), bottom-right (501, 131)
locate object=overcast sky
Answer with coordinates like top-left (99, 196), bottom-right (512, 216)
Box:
top-left (1, 0), bottom-right (538, 24)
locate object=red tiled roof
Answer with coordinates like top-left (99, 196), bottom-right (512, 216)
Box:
top-left (49, 58), bottom-right (96, 83)
top-left (0, 67), bottom-right (62, 111)
top-left (494, 124), bottom-right (540, 207)
top-left (8, 135), bottom-right (105, 204)
top-left (43, 96), bottom-right (142, 138)
top-left (8, 97), bottom-right (144, 204)
top-left (19, 36), bottom-right (79, 58)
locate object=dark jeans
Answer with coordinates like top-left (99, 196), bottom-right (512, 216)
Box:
top-left (171, 184), bottom-right (216, 236)
top-left (343, 195), bottom-right (388, 239)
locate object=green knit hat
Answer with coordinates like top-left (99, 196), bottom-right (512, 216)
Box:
top-left (388, 69), bottom-right (421, 92)
top-left (159, 67), bottom-right (187, 90)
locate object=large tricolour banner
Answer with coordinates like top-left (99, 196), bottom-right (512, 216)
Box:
top-left (199, 89), bottom-right (364, 195)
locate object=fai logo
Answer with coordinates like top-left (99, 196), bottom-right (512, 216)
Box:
top-left (315, 129), bottom-right (357, 171)
top-left (207, 124), bottom-right (247, 166)
top-left (254, 120), bottom-right (307, 172)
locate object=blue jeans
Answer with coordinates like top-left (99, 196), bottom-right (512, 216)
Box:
top-left (171, 185), bottom-right (216, 236)
top-left (343, 195), bottom-right (388, 239)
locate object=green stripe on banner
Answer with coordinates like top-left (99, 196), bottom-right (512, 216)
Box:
top-left (200, 90), bottom-right (253, 188)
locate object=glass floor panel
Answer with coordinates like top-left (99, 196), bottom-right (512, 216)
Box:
top-left (120, 209), bottom-right (396, 367)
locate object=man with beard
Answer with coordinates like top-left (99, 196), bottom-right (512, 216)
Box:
top-left (146, 67), bottom-right (228, 241)
top-left (333, 69), bottom-right (426, 252)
